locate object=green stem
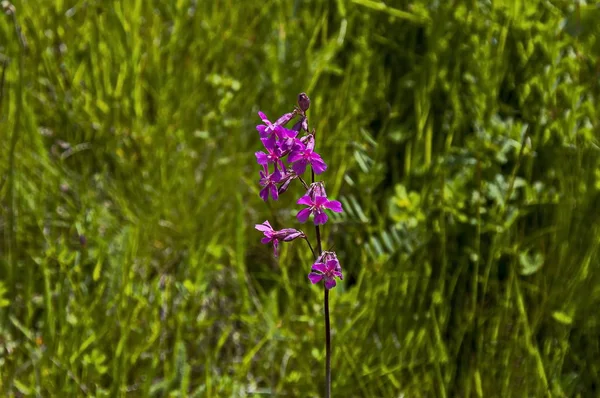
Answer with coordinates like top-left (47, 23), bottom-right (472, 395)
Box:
top-left (304, 237), bottom-right (316, 260)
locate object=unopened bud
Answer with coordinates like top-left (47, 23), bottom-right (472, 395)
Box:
top-left (279, 229), bottom-right (306, 242)
top-left (275, 112), bottom-right (294, 127)
top-left (298, 93), bottom-right (310, 112)
top-left (292, 116), bottom-right (306, 132)
top-left (278, 168), bottom-right (297, 194)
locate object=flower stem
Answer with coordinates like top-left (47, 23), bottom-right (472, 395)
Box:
top-left (298, 176), bottom-right (310, 190)
top-left (309, 116), bottom-right (330, 397)
top-left (324, 287), bottom-right (331, 398)
top-left (304, 237), bottom-right (316, 260)
top-left (311, 169), bottom-right (330, 397)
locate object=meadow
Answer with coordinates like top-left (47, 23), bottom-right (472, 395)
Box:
top-left (1, 0), bottom-right (599, 396)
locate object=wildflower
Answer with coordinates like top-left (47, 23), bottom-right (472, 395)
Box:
top-left (259, 167), bottom-right (282, 201)
top-left (255, 137), bottom-right (285, 170)
top-left (279, 132), bottom-right (310, 153)
top-left (308, 252), bottom-right (343, 289)
top-left (288, 135), bottom-right (327, 175)
top-left (256, 111), bottom-right (297, 141)
top-left (296, 194), bottom-right (342, 225)
top-left (255, 220), bottom-right (305, 257)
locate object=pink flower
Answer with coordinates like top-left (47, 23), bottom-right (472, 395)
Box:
top-left (259, 167), bottom-right (282, 201)
top-left (255, 220), bottom-right (305, 257)
top-left (308, 251), bottom-right (343, 290)
top-left (288, 135), bottom-right (327, 175)
top-left (256, 111), bottom-right (297, 141)
top-left (296, 194), bottom-right (343, 225)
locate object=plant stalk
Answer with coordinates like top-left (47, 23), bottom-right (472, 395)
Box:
top-left (312, 165), bottom-right (330, 397)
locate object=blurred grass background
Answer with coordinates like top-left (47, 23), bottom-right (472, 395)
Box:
top-left (1, 0), bottom-right (599, 396)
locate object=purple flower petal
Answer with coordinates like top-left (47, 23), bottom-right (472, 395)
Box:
top-left (291, 160), bottom-right (308, 175)
top-left (325, 259), bottom-right (339, 272)
top-left (308, 272), bottom-right (324, 284)
top-left (314, 195), bottom-right (329, 206)
top-left (255, 221), bottom-right (272, 232)
top-left (268, 184), bottom-right (277, 200)
top-left (259, 186), bottom-right (269, 202)
top-left (275, 125), bottom-right (296, 139)
top-left (271, 169), bottom-right (282, 182)
top-left (279, 137), bottom-right (296, 153)
top-left (297, 208), bottom-right (312, 223)
top-left (261, 136), bottom-right (276, 151)
top-left (258, 111), bottom-right (269, 122)
top-left (282, 127), bottom-right (298, 138)
top-left (293, 140), bottom-right (307, 151)
top-left (310, 155), bottom-right (327, 174)
top-left (305, 135), bottom-right (315, 151)
top-left (256, 125), bottom-right (267, 137)
top-left (255, 152), bottom-right (269, 166)
top-left (296, 195), bottom-right (313, 206)
top-left (314, 211), bottom-right (328, 225)
top-left (324, 278), bottom-right (337, 290)
top-left (311, 262), bottom-right (328, 273)
top-left (261, 237), bottom-right (273, 245)
top-left (324, 200), bottom-right (343, 213)
top-left (287, 151), bottom-right (302, 163)
top-left (272, 239), bottom-right (279, 257)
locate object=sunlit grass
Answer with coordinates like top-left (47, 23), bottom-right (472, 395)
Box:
top-left (1, 0), bottom-right (599, 396)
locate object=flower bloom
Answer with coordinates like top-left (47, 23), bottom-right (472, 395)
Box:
top-left (256, 111), bottom-right (297, 141)
top-left (259, 167), bottom-right (282, 201)
top-left (308, 251), bottom-right (343, 289)
top-left (297, 194), bottom-right (342, 225)
top-left (255, 137), bottom-right (285, 170)
top-left (255, 220), bottom-right (305, 257)
top-left (288, 135), bottom-right (327, 175)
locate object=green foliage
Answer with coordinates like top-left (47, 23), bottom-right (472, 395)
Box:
top-left (1, 0), bottom-right (599, 396)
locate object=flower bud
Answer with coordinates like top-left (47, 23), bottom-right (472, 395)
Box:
top-left (277, 168), bottom-right (298, 194)
top-left (279, 229), bottom-right (306, 241)
top-left (298, 93), bottom-right (310, 112)
top-left (302, 117), bottom-right (308, 132)
top-left (292, 116), bottom-right (306, 132)
top-left (275, 112), bottom-right (294, 127)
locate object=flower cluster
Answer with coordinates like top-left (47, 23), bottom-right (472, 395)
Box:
top-left (253, 93), bottom-right (344, 290)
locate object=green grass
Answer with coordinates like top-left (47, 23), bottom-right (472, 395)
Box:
top-left (1, 0), bottom-right (599, 396)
